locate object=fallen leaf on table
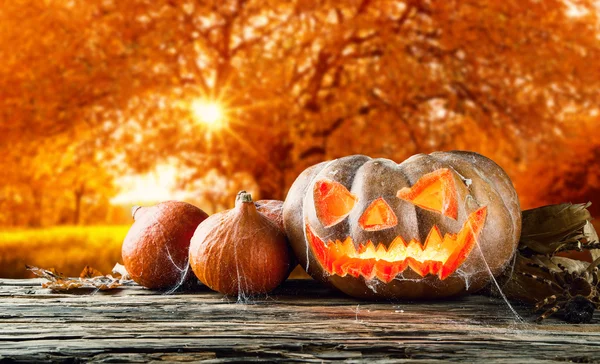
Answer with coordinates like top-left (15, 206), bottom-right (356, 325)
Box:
top-left (79, 265), bottom-right (104, 279)
top-left (112, 263), bottom-right (130, 280)
top-left (26, 264), bottom-right (131, 292)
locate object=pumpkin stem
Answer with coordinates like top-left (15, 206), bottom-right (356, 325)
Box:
top-left (131, 205), bottom-right (143, 220)
top-left (236, 190), bottom-right (253, 204)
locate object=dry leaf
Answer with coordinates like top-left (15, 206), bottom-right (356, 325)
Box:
top-left (112, 263), bottom-right (130, 280)
top-left (27, 264), bottom-right (128, 292)
top-left (80, 265), bottom-right (104, 279)
top-left (25, 265), bottom-right (65, 281)
top-left (498, 202), bottom-right (600, 312)
top-left (517, 203), bottom-right (598, 256)
top-left (520, 203), bottom-right (592, 249)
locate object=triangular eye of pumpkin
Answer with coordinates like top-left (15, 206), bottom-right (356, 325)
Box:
top-left (314, 179), bottom-right (358, 228)
top-left (358, 197), bottom-right (398, 231)
top-left (396, 168), bottom-right (458, 220)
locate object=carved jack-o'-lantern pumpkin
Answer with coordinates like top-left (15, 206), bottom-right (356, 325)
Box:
top-left (283, 152), bottom-right (521, 299)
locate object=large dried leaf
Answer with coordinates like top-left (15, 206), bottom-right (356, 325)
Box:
top-left (519, 203), bottom-right (596, 255)
top-left (27, 264), bottom-right (131, 292)
top-left (498, 202), bottom-right (600, 311)
top-left (521, 202), bottom-right (591, 241)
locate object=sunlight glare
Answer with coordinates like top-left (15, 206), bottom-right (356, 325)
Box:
top-left (111, 164), bottom-right (188, 205)
top-left (190, 99), bottom-right (225, 129)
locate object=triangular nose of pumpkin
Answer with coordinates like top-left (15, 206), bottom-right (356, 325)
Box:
top-left (314, 179), bottom-right (358, 228)
top-left (359, 197), bottom-right (398, 231)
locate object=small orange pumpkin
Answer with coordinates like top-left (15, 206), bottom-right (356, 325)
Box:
top-left (255, 199), bottom-right (285, 230)
top-left (189, 191), bottom-right (292, 296)
top-left (122, 201), bottom-right (208, 289)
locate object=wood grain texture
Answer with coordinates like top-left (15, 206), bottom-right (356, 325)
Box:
top-left (1, 279), bottom-right (600, 363)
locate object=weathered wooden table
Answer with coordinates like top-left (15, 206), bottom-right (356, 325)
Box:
top-left (1, 278), bottom-right (600, 363)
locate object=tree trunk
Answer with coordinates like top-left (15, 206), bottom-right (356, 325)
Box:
top-left (28, 188), bottom-right (43, 228)
top-left (73, 184), bottom-right (85, 225)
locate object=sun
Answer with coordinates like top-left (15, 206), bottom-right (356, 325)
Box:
top-left (190, 99), bottom-right (226, 129)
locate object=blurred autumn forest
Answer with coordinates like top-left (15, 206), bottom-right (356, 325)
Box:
top-left (1, 0), bottom-right (600, 230)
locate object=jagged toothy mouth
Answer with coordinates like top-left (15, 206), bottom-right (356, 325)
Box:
top-left (305, 207), bottom-right (487, 282)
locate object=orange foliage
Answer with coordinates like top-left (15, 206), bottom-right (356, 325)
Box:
top-left (0, 0), bottom-right (599, 228)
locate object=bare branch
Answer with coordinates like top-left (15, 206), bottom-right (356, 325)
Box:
top-left (298, 146), bottom-right (326, 161)
top-left (313, 105), bottom-right (373, 138)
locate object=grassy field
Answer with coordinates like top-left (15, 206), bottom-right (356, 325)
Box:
top-left (2, 220), bottom-right (596, 280)
top-left (0, 225), bottom-right (130, 278)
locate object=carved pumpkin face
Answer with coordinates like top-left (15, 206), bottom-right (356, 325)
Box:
top-left (283, 152), bottom-right (522, 299)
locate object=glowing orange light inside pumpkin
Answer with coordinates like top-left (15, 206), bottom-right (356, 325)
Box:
top-left (358, 197), bottom-right (398, 231)
top-left (396, 168), bottom-right (458, 220)
top-left (314, 179), bottom-right (358, 227)
top-left (307, 207), bottom-right (487, 281)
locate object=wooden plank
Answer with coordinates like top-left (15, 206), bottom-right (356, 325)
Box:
top-left (1, 279), bottom-right (600, 363)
